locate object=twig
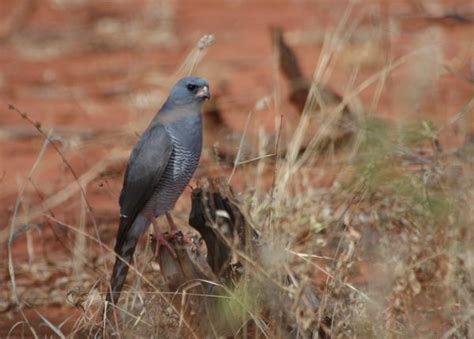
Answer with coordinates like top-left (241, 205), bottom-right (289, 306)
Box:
top-left (0, 126), bottom-right (105, 141)
top-left (235, 153), bottom-right (275, 166)
top-left (7, 131), bottom-right (51, 339)
top-left (8, 105), bottom-right (96, 216)
top-left (172, 34), bottom-right (215, 79)
top-left (442, 309), bottom-right (474, 339)
top-left (227, 110), bottom-right (253, 185)
top-left (0, 145), bottom-right (128, 244)
top-left (266, 113), bottom-right (284, 234)
top-left (32, 309), bottom-right (66, 339)
top-left (44, 214), bottom-right (198, 337)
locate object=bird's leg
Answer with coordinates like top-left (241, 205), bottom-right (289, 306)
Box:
top-left (166, 212), bottom-right (193, 245)
top-left (151, 217), bottom-right (177, 258)
top-left (165, 212), bottom-right (178, 233)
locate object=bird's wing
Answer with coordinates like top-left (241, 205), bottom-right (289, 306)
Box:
top-left (115, 123), bottom-right (173, 252)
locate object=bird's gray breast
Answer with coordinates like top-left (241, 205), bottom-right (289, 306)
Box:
top-left (149, 129), bottom-right (202, 217)
top-left (167, 136), bottom-right (200, 184)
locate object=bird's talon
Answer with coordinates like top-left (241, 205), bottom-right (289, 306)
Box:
top-left (154, 234), bottom-right (177, 259)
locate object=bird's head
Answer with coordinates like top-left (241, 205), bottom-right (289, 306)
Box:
top-left (168, 76), bottom-right (210, 106)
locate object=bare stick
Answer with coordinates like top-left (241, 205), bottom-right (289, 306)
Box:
top-left (227, 110), bottom-right (253, 185)
top-left (7, 132), bottom-right (52, 338)
top-left (8, 103), bottom-right (113, 281)
top-left (8, 105), bottom-right (96, 215)
top-left (267, 114), bottom-right (284, 235)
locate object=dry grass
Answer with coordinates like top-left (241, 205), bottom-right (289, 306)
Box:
top-left (2, 0), bottom-right (474, 338)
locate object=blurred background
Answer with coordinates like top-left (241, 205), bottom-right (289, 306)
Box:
top-left (1, 0), bottom-right (473, 337)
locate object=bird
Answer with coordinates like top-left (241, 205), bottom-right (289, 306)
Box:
top-left (106, 76), bottom-right (210, 307)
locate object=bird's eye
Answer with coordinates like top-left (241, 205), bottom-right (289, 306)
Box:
top-left (186, 84), bottom-right (197, 91)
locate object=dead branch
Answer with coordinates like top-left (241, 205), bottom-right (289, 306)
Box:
top-left (271, 26), bottom-right (359, 152)
top-left (152, 177), bottom-right (259, 336)
top-left (0, 126), bottom-right (107, 141)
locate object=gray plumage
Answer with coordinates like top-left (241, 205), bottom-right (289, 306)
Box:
top-left (107, 76), bottom-right (210, 307)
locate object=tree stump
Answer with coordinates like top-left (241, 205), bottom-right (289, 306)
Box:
top-left (154, 177), bottom-right (258, 337)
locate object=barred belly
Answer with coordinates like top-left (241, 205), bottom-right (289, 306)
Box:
top-left (145, 139), bottom-right (200, 217)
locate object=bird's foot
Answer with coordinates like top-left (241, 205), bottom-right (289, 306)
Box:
top-left (154, 232), bottom-right (177, 259)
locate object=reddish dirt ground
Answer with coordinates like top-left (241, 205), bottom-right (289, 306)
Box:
top-left (0, 0), bottom-right (473, 336)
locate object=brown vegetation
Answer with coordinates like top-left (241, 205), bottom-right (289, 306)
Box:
top-left (1, 0), bottom-right (474, 337)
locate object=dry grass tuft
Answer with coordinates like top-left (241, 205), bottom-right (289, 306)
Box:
top-left (3, 1), bottom-right (474, 337)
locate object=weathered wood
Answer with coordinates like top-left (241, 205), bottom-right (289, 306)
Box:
top-left (189, 177), bottom-right (258, 279)
top-left (155, 232), bottom-right (216, 291)
top-left (153, 177), bottom-right (258, 336)
top-left (272, 26), bottom-right (359, 152)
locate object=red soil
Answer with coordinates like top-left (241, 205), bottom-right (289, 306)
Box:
top-left (0, 0), bottom-right (473, 335)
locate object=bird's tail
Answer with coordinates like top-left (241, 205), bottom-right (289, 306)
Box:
top-left (105, 215), bottom-right (150, 322)
top-left (105, 236), bottom-right (138, 321)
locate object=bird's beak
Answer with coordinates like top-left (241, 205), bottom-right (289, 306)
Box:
top-left (196, 85), bottom-right (210, 100)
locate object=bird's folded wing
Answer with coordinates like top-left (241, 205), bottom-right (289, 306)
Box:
top-left (115, 123), bottom-right (173, 252)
